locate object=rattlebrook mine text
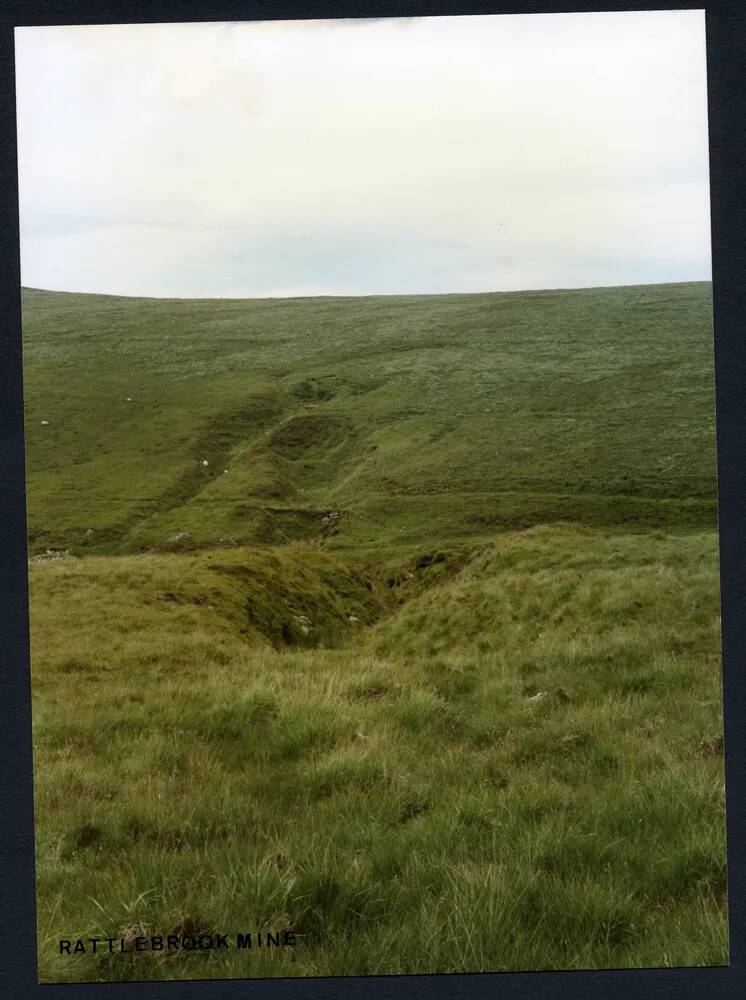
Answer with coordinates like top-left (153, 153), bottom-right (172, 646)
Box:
top-left (60, 932), bottom-right (296, 954)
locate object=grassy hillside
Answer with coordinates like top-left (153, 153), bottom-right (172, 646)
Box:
top-left (21, 282), bottom-right (717, 556)
top-left (22, 282), bottom-right (726, 981)
top-left (30, 527), bottom-right (725, 981)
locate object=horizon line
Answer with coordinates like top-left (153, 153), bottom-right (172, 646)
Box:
top-left (19, 278), bottom-right (713, 304)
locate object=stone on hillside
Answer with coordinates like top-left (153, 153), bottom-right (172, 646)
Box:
top-left (167, 531), bottom-right (191, 544)
top-left (29, 548), bottom-right (72, 563)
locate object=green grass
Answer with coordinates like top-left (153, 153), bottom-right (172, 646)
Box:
top-left (23, 282), bottom-right (726, 981)
top-left (22, 282), bottom-right (717, 555)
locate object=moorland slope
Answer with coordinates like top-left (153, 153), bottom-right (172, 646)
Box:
top-left (21, 282), bottom-right (717, 557)
top-left (22, 282), bottom-right (726, 980)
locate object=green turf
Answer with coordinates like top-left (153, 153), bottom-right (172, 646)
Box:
top-left (22, 282), bottom-right (717, 555)
top-left (22, 282), bottom-right (726, 981)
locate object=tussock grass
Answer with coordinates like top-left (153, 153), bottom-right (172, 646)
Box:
top-left (29, 526), bottom-right (726, 981)
top-left (23, 283), bottom-right (725, 980)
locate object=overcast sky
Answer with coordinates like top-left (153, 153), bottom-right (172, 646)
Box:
top-left (15, 11), bottom-right (711, 298)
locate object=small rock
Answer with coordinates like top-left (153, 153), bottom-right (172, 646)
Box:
top-left (167, 531), bottom-right (191, 544)
top-left (29, 548), bottom-right (71, 563)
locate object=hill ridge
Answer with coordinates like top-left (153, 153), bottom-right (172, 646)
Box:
top-left (22, 281), bottom-right (717, 556)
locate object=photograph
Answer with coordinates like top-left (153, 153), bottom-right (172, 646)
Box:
top-left (13, 9), bottom-right (727, 983)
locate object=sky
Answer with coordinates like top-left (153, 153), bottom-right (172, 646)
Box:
top-left (14, 11), bottom-right (712, 298)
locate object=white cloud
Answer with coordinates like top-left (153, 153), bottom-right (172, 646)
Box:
top-left (14, 11), bottom-right (711, 297)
